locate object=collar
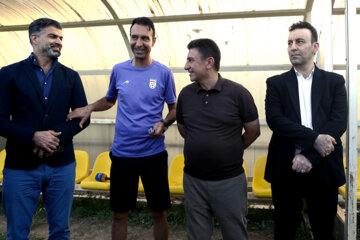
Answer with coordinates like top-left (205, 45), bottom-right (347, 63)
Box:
top-left (196, 73), bottom-right (224, 93)
top-left (294, 66), bottom-right (315, 80)
top-left (29, 52), bottom-right (58, 68)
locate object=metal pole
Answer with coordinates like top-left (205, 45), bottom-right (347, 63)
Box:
top-left (314, 0), bottom-right (333, 70)
top-left (344, 0), bottom-right (358, 239)
top-left (321, 0), bottom-right (333, 71)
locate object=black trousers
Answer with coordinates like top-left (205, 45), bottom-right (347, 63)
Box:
top-left (271, 172), bottom-right (338, 240)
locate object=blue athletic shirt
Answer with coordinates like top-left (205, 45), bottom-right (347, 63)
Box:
top-left (106, 60), bottom-right (176, 158)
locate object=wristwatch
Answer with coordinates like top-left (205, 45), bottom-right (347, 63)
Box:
top-left (161, 120), bottom-right (168, 132)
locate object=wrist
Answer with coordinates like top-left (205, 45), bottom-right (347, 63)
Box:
top-left (88, 104), bottom-right (96, 112)
top-left (32, 131), bottom-right (40, 142)
top-left (161, 120), bottom-right (168, 132)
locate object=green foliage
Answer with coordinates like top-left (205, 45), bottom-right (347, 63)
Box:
top-left (295, 221), bottom-right (313, 240)
top-left (128, 203), bottom-right (153, 227)
top-left (247, 208), bottom-right (312, 240)
top-left (70, 199), bottom-right (188, 227)
top-left (166, 204), bottom-right (187, 226)
top-left (0, 200), bottom-right (47, 240)
top-left (31, 200), bottom-right (47, 229)
top-left (128, 202), bottom-right (187, 227)
top-left (3, 195), bottom-right (355, 240)
top-left (71, 197), bottom-right (111, 219)
top-left (0, 233), bottom-right (6, 240)
top-left (247, 208), bottom-right (275, 232)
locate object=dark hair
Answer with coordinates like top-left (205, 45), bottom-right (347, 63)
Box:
top-left (130, 17), bottom-right (156, 39)
top-left (187, 38), bottom-right (221, 71)
top-left (289, 21), bottom-right (318, 43)
top-left (29, 18), bottom-right (62, 44)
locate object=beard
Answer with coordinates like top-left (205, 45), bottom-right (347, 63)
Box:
top-left (48, 49), bottom-right (61, 59)
top-left (41, 44), bottom-right (61, 59)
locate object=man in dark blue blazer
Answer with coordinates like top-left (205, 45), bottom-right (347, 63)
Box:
top-left (265, 21), bottom-right (347, 240)
top-left (0, 18), bottom-right (89, 239)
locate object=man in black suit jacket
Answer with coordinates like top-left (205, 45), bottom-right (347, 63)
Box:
top-left (265, 21), bottom-right (347, 240)
top-left (0, 18), bottom-right (89, 239)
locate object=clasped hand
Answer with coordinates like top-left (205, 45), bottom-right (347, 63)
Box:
top-left (292, 154), bottom-right (312, 174)
top-left (292, 134), bottom-right (336, 173)
top-left (313, 134), bottom-right (336, 157)
top-left (32, 130), bottom-right (61, 158)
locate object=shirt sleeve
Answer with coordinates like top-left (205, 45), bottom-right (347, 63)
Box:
top-left (0, 65), bottom-right (37, 143)
top-left (106, 67), bottom-right (118, 100)
top-left (176, 92), bottom-right (184, 125)
top-left (164, 70), bottom-right (176, 104)
top-left (238, 86), bottom-right (259, 123)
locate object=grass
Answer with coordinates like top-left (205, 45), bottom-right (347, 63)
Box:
top-left (247, 208), bottom-right (312, 239)
top-left (0, 195), bottom-right (318, 240)
top-left (247, 208), bottom-right (275, 233)
top-left (69, 197), bottom-right (312, 239)
top-left (70, 197), bottom-right (187, 227)
top-left (0, 200), bottom-right (48, 240)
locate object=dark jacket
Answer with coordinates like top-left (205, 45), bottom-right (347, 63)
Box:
top-left (265, 66), bottom-right (347, 187)
top-left (0, 57), bottom-right (89, 170)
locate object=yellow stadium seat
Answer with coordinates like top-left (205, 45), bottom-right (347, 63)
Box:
top-left (0, 149), bottom-right (6, 182)
top-left (252, 155), bottom-right (272, 197)
top-left (243, 160), bottom-right (248, 180)
top-left (0, 149), bottom-right (91, 184)
top-left (338, 157), bottom-right (360, 200)
top-left (138, 177), bottom-right (144, 192)
top-left (137, 155), bottom-right (247, 195)
top-left (74, 150), bottom-right (90, 184)
top-left (168, 154), bottom-right (185, 194)
top-left (80, 152), bottom-right (111, 190)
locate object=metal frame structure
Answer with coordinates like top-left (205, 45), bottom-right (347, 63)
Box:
top-left (0, 3), bottom-right (358, 73)
top-left (75, 64), bottom-right (360, 75)
top-left (0, 0), bottom-right (358, 239)
top-left (345, 0), bottom-right (358, 239)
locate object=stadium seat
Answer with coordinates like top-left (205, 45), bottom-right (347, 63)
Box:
top-left (338, 157), bottom-right (360, 200)
top-left (252, 155), bottom-right (272, 197)
top-left (74, 150), bottom-right (90, 184)
top-left (80, 152), bottom-right (111, 190)
top-left (137, 155), bottom-right (246, 195)
top-left (243, 159), bottom-right (248, 180)
top-left (166, 155), bottom-right (246, 194)
top-left (168, 154), bottom-right (185, 194)
top-left (138, 177), bottom-right (144, 192)
top-left (0, 149), bottom-right (91, 184)
top-left (0, 149), bottom-right (6, 182)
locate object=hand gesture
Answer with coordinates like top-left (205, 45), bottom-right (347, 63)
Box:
top-left (66, 106), bottom-right (91, 128)
top-left (32, 130), bottom-right (61, 154)
top-left (292, 154), bottom-right (312, 174)
top-left (148, 121), bottom-right (166, 138)
top-left (313, 134), bottom-right (336, 157)
top-left (32, 146), bottom-right (53, 158)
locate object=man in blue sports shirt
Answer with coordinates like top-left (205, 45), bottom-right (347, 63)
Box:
top-left (67, 17), bottom-right (176, 240)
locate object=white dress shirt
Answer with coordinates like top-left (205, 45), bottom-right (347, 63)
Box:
top-left (295, 67), bottom-right (314, 154)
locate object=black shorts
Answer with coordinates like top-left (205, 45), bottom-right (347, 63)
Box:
top-left (109, 151), bottom-right (171, 213)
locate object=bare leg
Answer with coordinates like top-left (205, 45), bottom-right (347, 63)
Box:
top-left (112, 211), bottom-right (129, 240)
top-left (150, 210), bottom-right (168, 240)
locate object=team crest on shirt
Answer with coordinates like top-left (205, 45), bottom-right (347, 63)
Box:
top-left (149, 78), bottom-right (157, 89)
